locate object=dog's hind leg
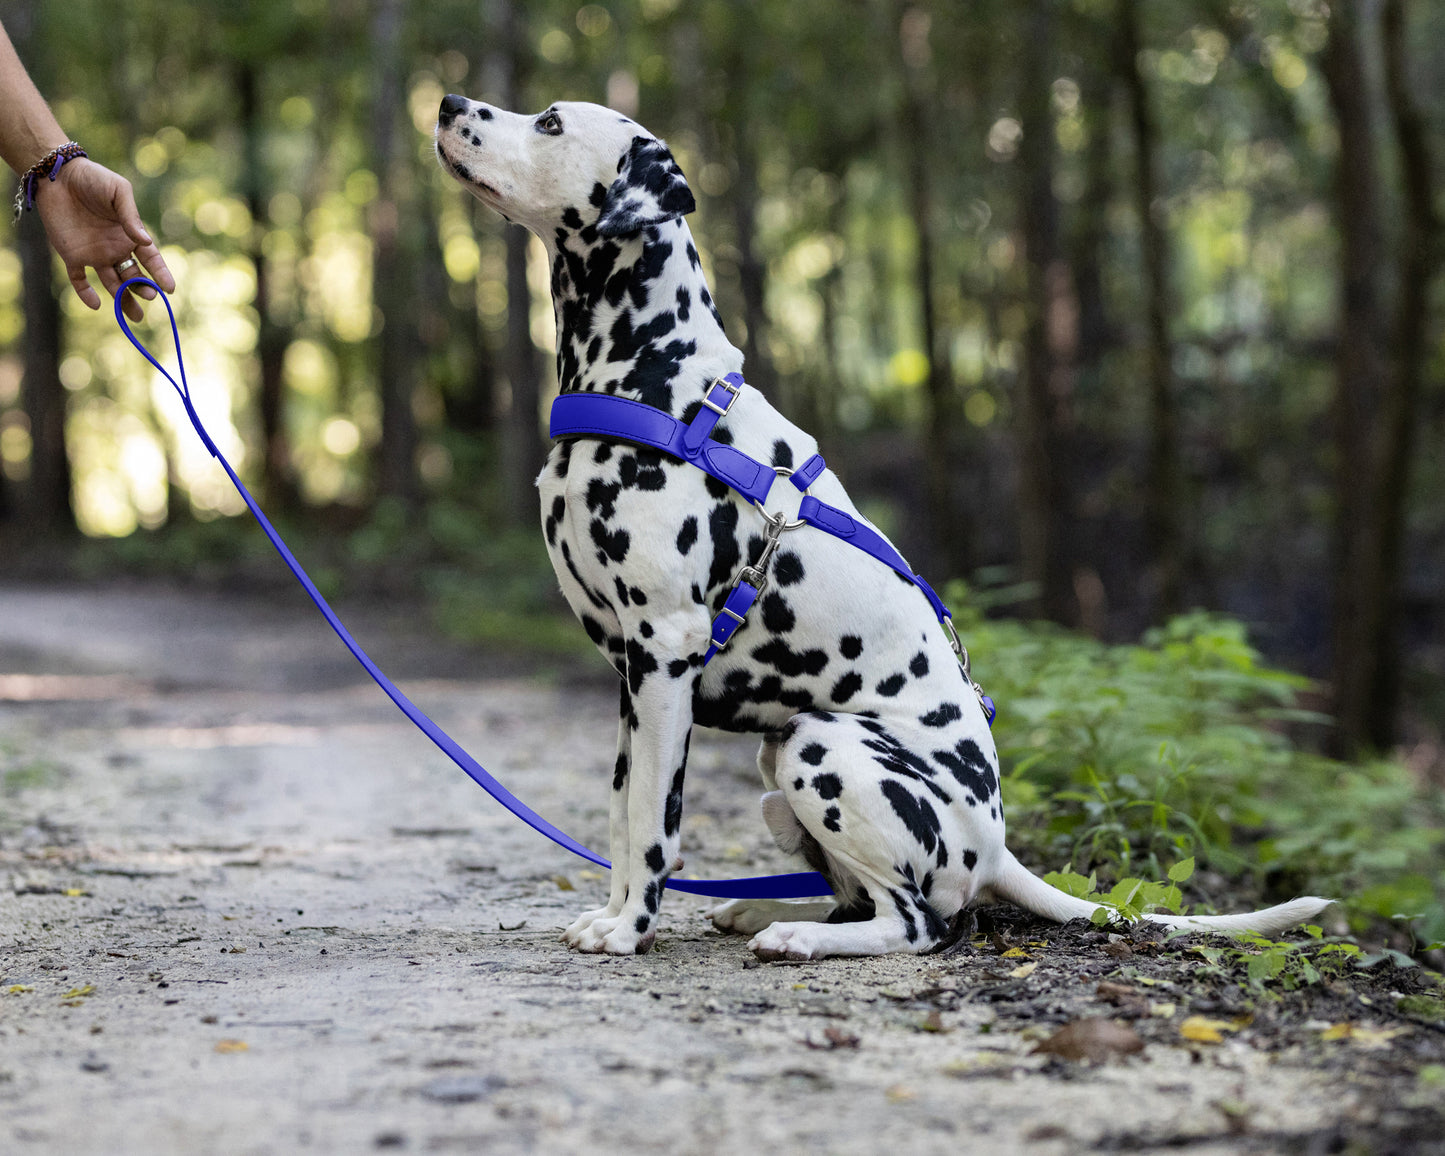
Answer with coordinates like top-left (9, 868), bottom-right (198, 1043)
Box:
top-left (706, 737), bottom-right (839, 934)
top-left (743, 714), bottom-right (964, 959)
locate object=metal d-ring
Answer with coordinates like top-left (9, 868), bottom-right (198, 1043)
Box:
top-left (751, 465), bottom-right (809, 530)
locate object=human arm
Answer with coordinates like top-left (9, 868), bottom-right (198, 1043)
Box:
top-left (1, 19), bottom-right (175, 320)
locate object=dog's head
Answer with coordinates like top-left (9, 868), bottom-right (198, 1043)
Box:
top-left (435, 97), bottom-right (695, 240)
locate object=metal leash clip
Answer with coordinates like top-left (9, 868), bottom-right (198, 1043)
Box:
top-left (944, 615), bottom-right (996, 726)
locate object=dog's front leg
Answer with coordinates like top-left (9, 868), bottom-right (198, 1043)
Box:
top-left (565, 639), bottom-right (694, 955)
top-left (561, 684), bottom-right (633, 944)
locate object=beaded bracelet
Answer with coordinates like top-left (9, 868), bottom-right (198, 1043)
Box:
top-left (11, 141), bottom-right (88, 224)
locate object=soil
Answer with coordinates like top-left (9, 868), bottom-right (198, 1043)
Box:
top-left (2, 581), bottom-right (1443, 1155)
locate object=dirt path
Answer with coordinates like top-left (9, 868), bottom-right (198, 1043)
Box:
top-left (2, 582), bottom-right (1442, 1154)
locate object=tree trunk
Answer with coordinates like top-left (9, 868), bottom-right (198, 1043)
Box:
top-left (1118, 0), bottom-right (1183, 620)
top-left (1016, 0), bottom-right (1075, 624)
top-left (370, 0), bottom-right (418, 508)
top-left (238, 62), bottom-right (298, 512)
top-left (483, 0), bottom-right (545, 526)
top-left (894, 2), bottom-right (970, 579)
top-left (1320, 0), bottom-right (1389, 757)
top-left (12, 2), bottom-right (72, 535)
top-left (18, 214), bottom-right (71, 534)
top-left (1365, 0), bottom-right (1439, 750)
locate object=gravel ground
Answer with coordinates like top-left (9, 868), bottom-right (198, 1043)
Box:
top-left (2, 581), bottom-right (1443, 1155)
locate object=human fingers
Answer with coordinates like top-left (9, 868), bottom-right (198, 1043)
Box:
top-left (66, 262), bottom-right (103, 312)
top-left (113, 185), bottom-right (175, 295)
top-left (96, 260), bottom-right (144, 323)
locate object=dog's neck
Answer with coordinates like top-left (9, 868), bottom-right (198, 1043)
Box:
top-left (541, 217), bottom-right (742, 416)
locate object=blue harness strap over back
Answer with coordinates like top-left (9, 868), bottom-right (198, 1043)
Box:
top-left (550, 375), bottom-right (995, 732)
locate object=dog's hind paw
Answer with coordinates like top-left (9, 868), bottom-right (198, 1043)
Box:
top-left (709, 898), bottom-right (834, 935)
top-left (748, 922), bottom-right (822, 962)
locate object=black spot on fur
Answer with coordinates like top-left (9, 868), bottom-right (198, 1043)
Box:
top-left (876, 673), bottom-right (907, 697)
top-left (932, 738), bottom-right (998, 803)
top-left (761, 592), bottom-right (795, 633)
top-left (799, 743), bottom-right (828, 766)
top-left (830, 672), bottom-right (863, 704)
top-left (963, 850), bottom-right (978, 871)
top-left (773, 552), bottom-right (805, 587)
top-left (751, 639), bottom-right (828, 678)
top-left (644, 843), bottom-right (665, 873)
top-left (676, 515), bottom-right (699, 555)
top-left (811, 772), bottom-right (843, 800)
top-left (613, 753), bottom-right (629, 790)
top-left (920, 702), bottom-right (962, 728)
top-left (771, 440), bottom-right (794, 469)
top-left (910, 652), bottom-right (930, 678)
top-left (880, 781), bottom-right (945, 864)
top-left (840, 635), bottom-right (863, 659)
top-left (664, 764), bottom-right (685, 836)
top-left (667, 659), bottom-right (690, 678)
top-left (823, 805), bottom-right (842, 832)
top-left (591, 520), bottom-right (630, 564)
top-left (625, 638), bottom-right (658, 695)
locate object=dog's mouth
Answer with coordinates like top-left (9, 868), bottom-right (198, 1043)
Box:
top-left (434, 139), bottom-right (501, 200)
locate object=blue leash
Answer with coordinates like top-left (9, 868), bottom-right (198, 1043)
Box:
top-left (114, 278), bottom-right (830, 900)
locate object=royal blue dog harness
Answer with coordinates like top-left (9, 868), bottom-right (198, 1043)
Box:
top-left (550, 373), bottom-right (996, 725)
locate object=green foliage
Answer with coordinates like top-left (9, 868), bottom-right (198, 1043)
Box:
top-left (1044, 856), bottom-right (1193, 924)
top-left (949, 587), bottom-right (1445, 945)
top-left (1185, 926), bottom-right (1366, 993)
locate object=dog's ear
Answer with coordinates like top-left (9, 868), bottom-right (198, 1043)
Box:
top-left (595, 136), bottom-right (696, 238)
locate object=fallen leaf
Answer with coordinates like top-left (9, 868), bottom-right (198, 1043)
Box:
top-left (1103, 940), bottom-right (1134, 959)
top-left (1096, 981), bottom-right (1138, 1001)
top-left (1320, 1023), bottom-right (1411, 1049)
top-left (1000, 947), bottom-right (1029, 959)
top-left (1033, 1018), bottom-right (1145, 1063)
top-left (551, 875), bottom-right (574, 891)
top-left (885, 1084), bottom-right (917, 1102)
top-left (1180, 1015), bottom-right (1238, 1044)
top-left (63, 888), bottom-right (88, 897)
top-left (1149, 1002), bottom-right (1177, 1018)
top-left (1009, 962), bottom-right (1038, 979)
top-left (7, 985), bottom-right (33, 995)
top-left (61, 986), bottom-right (96, 1000)
top-left (214, 1039), bottom-right (249, 1054)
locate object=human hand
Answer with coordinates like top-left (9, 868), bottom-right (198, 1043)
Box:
top-left (33, 157), bottom-right (176, 322)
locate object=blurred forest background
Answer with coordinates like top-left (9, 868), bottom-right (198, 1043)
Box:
top-left (1, 0), bottom-right (1442, 765)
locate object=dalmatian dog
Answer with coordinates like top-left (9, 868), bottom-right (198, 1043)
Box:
top-left (434, 96), bottom-right (1330, 959)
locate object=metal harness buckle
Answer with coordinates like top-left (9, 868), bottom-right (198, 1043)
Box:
top-left (701, 375), bottom-right (742, 417)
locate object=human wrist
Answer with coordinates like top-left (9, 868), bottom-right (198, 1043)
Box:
top-left (12, 140), bottom-right (87, 223)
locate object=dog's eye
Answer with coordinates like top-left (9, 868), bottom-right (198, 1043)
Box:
top-left (537, 111), bottom-right (563, 136)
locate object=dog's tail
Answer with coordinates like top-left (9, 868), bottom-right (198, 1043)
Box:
top-left (988, 849), bottom-right (1332, 936)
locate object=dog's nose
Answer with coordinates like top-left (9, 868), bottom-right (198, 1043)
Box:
top-left (438, 93), bottom-right (470, 126)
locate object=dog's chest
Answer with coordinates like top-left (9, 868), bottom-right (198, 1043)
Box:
top-left (537, 411), bottom-right (986, 740)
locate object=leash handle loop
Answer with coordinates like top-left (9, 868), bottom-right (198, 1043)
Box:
top-left (114, 277), bottom-right (219, 459)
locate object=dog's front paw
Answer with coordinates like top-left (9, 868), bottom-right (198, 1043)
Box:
top-left (561, 904), bottom-right (619, 947)
top-left (749, 921), bottom-right (822, 962)
top-left (566, 911), bottom-right (657, 955)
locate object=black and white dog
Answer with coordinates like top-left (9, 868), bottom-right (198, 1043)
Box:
top-left (434, 97), bottom-right (1328, 959)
